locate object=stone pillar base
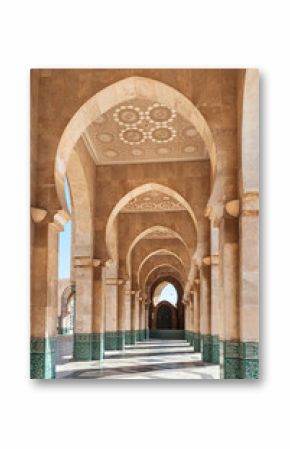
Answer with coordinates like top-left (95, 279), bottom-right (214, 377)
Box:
top-left (124, 330), bottom-right (132, 345)
top-left (189, 331), bottom-right (195, 346)
top-left (92, 333), bottom-right (104, 360)
top-left (240, 342), bottom-right (259, 379)
top-left (30, 337), bottom-right (56, 379)
top-left (138, 329), bottom-right (146, 341)
top-left (211, 335), bottom-right (220, 364)
top-left (74, 333), bottom-right (92, 360)
top-left (201, 334), bottom-right (212, 362)
top-left (223, 341), bottom-right (259, 379)
top-left (116, 331), bottom-right (125, 350)
top-left (193, 332), bottom-right (201, 352)
top-left (105, 331), bottom-right (118, 350)
top-left (131, 330), bottom-right (137, 344)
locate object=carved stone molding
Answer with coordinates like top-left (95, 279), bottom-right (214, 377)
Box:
top-left (105, 278), bottom-right (124, 286)
top-left (73, 257), bottom-right (106, 268)
top-left (225, 200), bottom-right (240, 218)
top-left (202, 254), bottom-right (219, 266)
top-left (30, 207), bottom-right (48, 224)
top-left (241, 192), bottom-right (259, 216)
top-left (202, 256), bottom-right (211, 266)
top-left (122, 190), bottom-right (186, 213)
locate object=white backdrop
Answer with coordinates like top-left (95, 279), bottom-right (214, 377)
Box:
top-left (0, 1), bottom-right (288, 448)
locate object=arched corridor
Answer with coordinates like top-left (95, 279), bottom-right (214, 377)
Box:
top-left (30, 69), bottom-right (259, 380)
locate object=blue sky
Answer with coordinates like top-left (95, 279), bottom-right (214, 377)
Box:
top-left (160, 284), bottom-right (177, 305)
top-left (58, 179), bottom-right (71, 279)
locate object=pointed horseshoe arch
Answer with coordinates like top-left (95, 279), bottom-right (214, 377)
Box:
top-left (125, 224), bottom-right (189, 277)
top-left (107, 183), bottom-right (197, 261)
top-left (137, 250), bottom-right (185, 285)
top-left (55, 76), bottom-right (217, 213)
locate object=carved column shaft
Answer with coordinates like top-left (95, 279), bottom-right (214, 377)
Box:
top-left (30, 218), bottom-right (62, 379)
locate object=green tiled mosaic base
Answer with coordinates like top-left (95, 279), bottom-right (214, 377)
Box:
top-left (139, 329), bottom-right (146, 341)
top-left (149, 329), bottom-right (185, 339)
top-left (193, 332), bottom-right (201, 352)
top-left (211, 335), bottom-right (220, 364)
top-left (74, 333), bottom-right (92, 360)
top-left (223, 341), bottom-right (259, 379)
top-left (136, 330), bottom-right (141, 341)
top-left (185, 331), bottom-right (193, 345)
top-left (30, 337), bottom-right (56, 379)
top-left (105, 331), bottom-right (118, 350)
top-left (92, 333), bottom-right (104, 360)
top-left (201, 334), bottom-right (212, 362)
top-left (190, 331), bottom-right (195, 346)
top-left (223, 341), bottom-right (240, 379)
top-left (116, 331), bottom-right (125, 350)
top-left (125, 330), bottom-right (132, 345)
top-left (130, 330), bottom-right (137, 345)
top-left (240, 342), bottom-right (259, 379)
top-left (240, 359), bottom-right (259, 379)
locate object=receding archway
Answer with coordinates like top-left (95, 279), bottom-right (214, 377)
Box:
top-left (107, 183), bottom-right (197, 261)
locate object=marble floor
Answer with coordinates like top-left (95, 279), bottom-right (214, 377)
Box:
top-left (56, 338), bottom-right (220, 380)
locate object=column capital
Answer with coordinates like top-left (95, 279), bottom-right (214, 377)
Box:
top-left (241, 191), bottom-right (259, 216)
top-left (204, 203), bottom-right (223, 227)
top-left (125, 290), bottom-right (135, 295)
top-left (193, 279), bottom-right (200, 292)
top-left (31, 207), bottom-right (48, 224)
top-left (105, 278), bottom-right (124, 286)
top-left (73, 257), bottom-right (108, 268)
top-left (224, 199), bottom-right (240, 218)
top-left (202, 255), bottom-right (219, 266)
top-left (202, 256), bottom-right (211, 266)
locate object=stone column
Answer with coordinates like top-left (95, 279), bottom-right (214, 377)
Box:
top-left (183, 296), bottom-right (189, 342)
top-left (145, 299), bottom-right (150, 340)
top-left (210, 254), bottom-right (220, 364)
top-left (31, 214), bottom-right (62, 379)
top-left (210, 225), bottom-right (220, 364)
top-left (124, 282), bottom-right (132, 345)
top-left (137, 297), bottom-right (146, 341)
top-left (130, 290), bottom-right (137, 344)
top-left (193, 279), bottom-right (201, 352)
top-left (104, 278), bottom-right (120, 350)
top-left (200, 261), bottom-right (211, 362)
top-left (117, 279), bottom-right (127, 350)
top-left (220, 205), bottom-right (240, 378)
top-left (92, 261), bottom-right (106, 360)
top-left (239, 193), bottom-right (259, 378)
top-left (73, 256), bottom-right (94, 360)
top-left (185, 293), bottom-right (193, 345)
top-left (189, 292), bottom-right (194, 346)
top-left (135, 293), bottom-right (141, 341)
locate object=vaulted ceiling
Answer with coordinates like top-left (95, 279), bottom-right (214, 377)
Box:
top-left (82, 98), bottom-right (208, 165)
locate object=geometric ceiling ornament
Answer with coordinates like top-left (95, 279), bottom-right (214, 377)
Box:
top-left (143, 228), bottom-right (179, 239)
top-left (121, 190), bottom-right (187, 213)
top-left (83, 98), bottom-right (208, 165)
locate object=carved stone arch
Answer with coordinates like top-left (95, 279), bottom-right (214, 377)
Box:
top-left (126, 224), bottom-right (190, 278)
top-left (143, 264), bottom-right (185, 293)
top-left (55, 76), bottom-right (217, 213)
top-left (107, 183), bottom-right (197, 261)
top-left (137, 249), bottom-right (187, 286)
top-left (67, 142), bottom-right (94, 258)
